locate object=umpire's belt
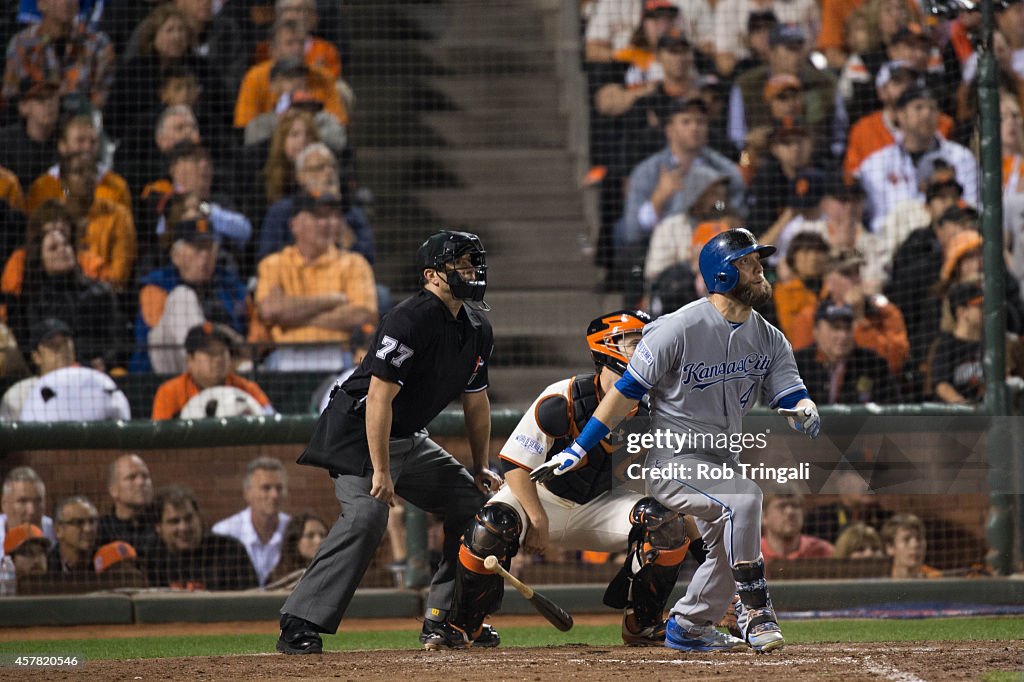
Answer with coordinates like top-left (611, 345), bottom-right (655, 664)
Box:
top-left (296, 389), bottom-right (372, 477)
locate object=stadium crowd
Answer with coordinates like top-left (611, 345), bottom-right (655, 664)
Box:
top-left (0, 0), bottom-right (1006, 592)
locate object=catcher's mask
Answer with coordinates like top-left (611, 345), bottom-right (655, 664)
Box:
top-left (587, 309), bottom-right (651, 376)
top-left (417, 230), bottom-right (488, 306)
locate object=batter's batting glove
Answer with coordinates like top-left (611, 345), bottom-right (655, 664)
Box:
top-left (529, 442), bottom-right (587, 484)
top-left (778, 405), bottom-right (820, 439)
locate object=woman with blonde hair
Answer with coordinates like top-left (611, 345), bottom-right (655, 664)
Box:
top-left (833, 522), bottom-right (884, 559)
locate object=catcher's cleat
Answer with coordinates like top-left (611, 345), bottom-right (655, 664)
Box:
top-left (665, 618), bottom-right (748, 653)
top-left (276, 614), bottom-right (323, 655)
top-left (717, 594), bottom-right (742, 639)
top-left (471, 623), bottom-right (501, 648)
top-left (621, 609), bottom-right (667, 647)
top-left (420, 619), bottom-right (471, 650)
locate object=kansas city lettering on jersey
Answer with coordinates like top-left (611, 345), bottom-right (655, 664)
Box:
top-left (681, 352), bottom-right (773, 390)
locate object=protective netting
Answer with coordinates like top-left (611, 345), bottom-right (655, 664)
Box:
top-left (0, 0), bottom-right (1015, 594)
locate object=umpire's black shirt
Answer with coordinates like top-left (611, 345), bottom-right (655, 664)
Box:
top-left (342, 289), bottom-right (493, 437)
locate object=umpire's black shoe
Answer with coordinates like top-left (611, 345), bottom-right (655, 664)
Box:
top-left (276, 614), bottom-right (323, 655)
top-left (420, 619), bottom-right (470, 650)
top-left (472, 624), bottom-right (500, 648)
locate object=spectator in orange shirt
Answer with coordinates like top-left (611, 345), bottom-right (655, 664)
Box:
top-left (60, 153), bottom-right (136, 290)
top-left (26, 115), bottom-right (132, 213)
top-left (254, 192), bottom-right (377, 371)
top-left (789, 249), bottom-right (910, 374)
top-left (252, 0), bottom-right (342, 79)
top-left (881, 513), bottom-right (941, 579)
top-left (843, 60), bottom-right (954, 182)
top-left (760, 491), bottom-right (834, 566)
top-left (234, 20), bottom-right (348, 130)
top-left (152, 323), bottom-right (274, 420)
top-left (773, 231), bottom-right (830, 342)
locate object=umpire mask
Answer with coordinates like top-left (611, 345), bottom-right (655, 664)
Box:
top-left (417, 231), bottom-right (489, 307)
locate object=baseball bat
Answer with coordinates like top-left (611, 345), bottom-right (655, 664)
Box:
top-left (483, 555), bottom-right (573, 632)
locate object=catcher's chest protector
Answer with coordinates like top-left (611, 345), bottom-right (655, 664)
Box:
top-left (536, 374), bottom-right (647, 504)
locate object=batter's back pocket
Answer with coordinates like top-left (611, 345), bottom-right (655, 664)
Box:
top-left (296, 389), bottom-right (372, 476)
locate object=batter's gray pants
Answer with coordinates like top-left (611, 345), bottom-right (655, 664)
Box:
top-left (644, 450), bottom-right (763, 629)
top-left (282, 431), bottom-right (484, 633)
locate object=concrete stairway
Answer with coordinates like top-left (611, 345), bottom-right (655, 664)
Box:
top-left (347, 0), bottom-right (612, 405)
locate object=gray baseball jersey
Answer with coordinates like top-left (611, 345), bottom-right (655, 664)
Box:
top-left (626, 298), bottom-right (805, 439)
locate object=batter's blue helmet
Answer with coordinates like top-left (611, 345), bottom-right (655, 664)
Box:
top-left (698, 228), bottom-right (776, 294)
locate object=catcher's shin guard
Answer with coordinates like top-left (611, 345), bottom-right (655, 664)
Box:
top-left (604, 498), bottom-right (689, 630)
top-left (732, 557), bottom-right (784, 653)
top-left (449, 503), bottom-right (522, 637)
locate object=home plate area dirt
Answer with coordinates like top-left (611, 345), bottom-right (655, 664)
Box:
top-left (16, 641), bottom-right (1022, 681)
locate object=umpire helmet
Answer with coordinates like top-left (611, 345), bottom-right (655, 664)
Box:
top-left (698, 228), bottom-right (776, 294)
top-left (587, 309), bottom-right (651, 376)
top-left (416, 230), bottom-right (488, 303)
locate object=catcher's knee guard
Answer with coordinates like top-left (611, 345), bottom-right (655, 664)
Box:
top-left (449, 503), bottom-right (522, 637)
top-left (604, 497), bottom-right (690, 629)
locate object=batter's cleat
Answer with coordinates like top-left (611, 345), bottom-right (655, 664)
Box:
top-left (420, 619), bottom-right (471, 650)
top-left (276, 614), bottom-right (323, 655)
top-left (471, 623), bottom-right (501, 648)
top-left (746, 620), bottom-right (785, 654)
top-left (736, 601), bottom-right (785, 653)
top-left (621, 609), bottom-right (667, 646)
top-left (665, 618), bottom-right (748, 652)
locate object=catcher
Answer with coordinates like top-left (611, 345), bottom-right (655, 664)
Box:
top-left (428, 310), bottom-right (695, 649)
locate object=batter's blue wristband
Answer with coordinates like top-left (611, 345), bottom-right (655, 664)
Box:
top-left (575, 417), bottom-right (611, 452)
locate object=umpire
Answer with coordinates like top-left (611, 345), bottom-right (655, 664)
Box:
top-left (276, 231), bottom-right (502, 654)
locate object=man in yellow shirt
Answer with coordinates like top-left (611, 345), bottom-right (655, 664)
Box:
top-left (255, 192), bottom-right (376, 371)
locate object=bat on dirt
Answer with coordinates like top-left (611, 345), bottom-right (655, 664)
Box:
top-left (483, 555), bottom-right (573, 632)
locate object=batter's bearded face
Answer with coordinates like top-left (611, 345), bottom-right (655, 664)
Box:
top-left (731, 253), bottom-right (772, 307)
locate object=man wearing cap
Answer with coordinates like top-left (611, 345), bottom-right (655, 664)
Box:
top-left (790, 249), bottom-right (910, 374)
top-left (17, 318), bottom-right (131, 421)
top-left (152, 323), bottom-right (273, 419)
top-left (729, 25), bottom-right (842, 160)
top-left (1, 0), bottom-right (115, 110)
top-left (4, 523), bottom-right (50, 579)
top-left (794, 301), bottom-right (900, 404)
top-left (0, 467), bottom-right (56, 560)
top-left (745, 123), bottom-right (813, 236)
top-left (714, 0), bottom-right (820, 77)
top-left (843, 60), bottom-right (955, 181)
top-left (135, 215), bottom-right (248, 373)
top-left (621, 98), bottom-right (743, 246)
top-left (235, 19), bottom-right (347, 129)
top-left (0, 79), bottom-right (59, 190)
top-left (255, 191), bottom-right (377, 372)
top-left (857, 87), bottom-right (978, 233)
top-left (0, 317), bottom-right (74, 420)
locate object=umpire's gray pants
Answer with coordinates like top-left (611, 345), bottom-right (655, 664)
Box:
top-left (644, 450), bottom-right (763, 629)
top-left (282, 431), bottom-right (484, 633)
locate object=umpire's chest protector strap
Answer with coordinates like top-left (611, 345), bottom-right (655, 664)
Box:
top-left (296, 390), bottom-right (372, 477)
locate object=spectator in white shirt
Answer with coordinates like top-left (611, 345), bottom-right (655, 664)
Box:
top-left (212, 457), bottom-right (291, 586)
top-left (857, 87), bottom-right (978, 233)
top-left (0, 466), bottom-right (57, 560)
top-left (1, 318), bottom-right (76, 421)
